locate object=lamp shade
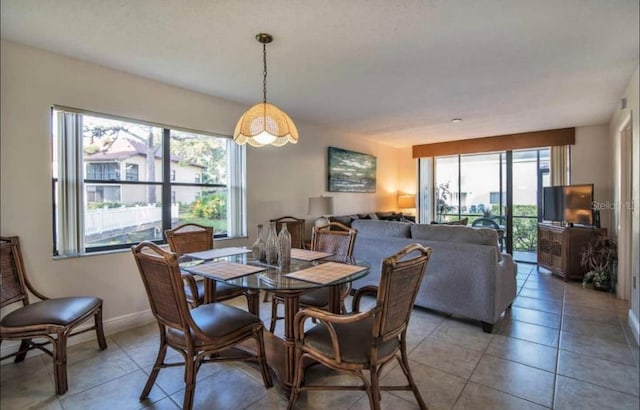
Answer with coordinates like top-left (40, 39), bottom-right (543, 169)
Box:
top-left (398, 194), bottom-right (416, 209)
top-left (308, 196), bottom-right (334, 216)
top-left (233, 102), bottom-right (299, 147)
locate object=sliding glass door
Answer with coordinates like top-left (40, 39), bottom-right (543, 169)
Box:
top-left (420, 148), bottom-right (550, 262)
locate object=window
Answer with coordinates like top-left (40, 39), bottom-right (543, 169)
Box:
top-left (125, 163), bottom-right (139, 181)
top-left (52, 107), bottom-right (246, 256)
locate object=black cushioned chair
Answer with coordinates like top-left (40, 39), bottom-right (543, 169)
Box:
top-left (0, 236), bottom-right (107, 395)
top-left (288, 243), bottom-right (433, 410)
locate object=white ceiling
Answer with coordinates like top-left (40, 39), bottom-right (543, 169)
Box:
top-left (1, 0), bottom-right (638, 148)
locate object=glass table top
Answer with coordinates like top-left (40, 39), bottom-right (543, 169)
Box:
top-left (180, 251), bottom-right (369, 291)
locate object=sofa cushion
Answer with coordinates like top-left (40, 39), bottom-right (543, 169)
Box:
top-left (351, 219), bottom-right (411, 238)
top-left (329, 215), bottom-right (354, 227)
top-left (411, 224), bottom-right (501, 260)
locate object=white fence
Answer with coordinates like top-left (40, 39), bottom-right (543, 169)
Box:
top-left (85, 204), bottom-right (179, 235)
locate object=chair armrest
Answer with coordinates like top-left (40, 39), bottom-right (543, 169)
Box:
top-left (293, 306), bottom-right (378, 364)
top-left (352, 285), bottom-right (378, 313)
top-left (181, 272), bottom-right (199, 304)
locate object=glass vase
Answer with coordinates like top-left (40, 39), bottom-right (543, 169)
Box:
top-left (265, 221), bottom-right (278, 265)
top-left (277, 223), bottom-right (292, 267)
top-left (251, 224), bottom-right (266, 262)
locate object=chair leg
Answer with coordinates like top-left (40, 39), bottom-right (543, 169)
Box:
top-left (140, 338), bottom-right (168, 400)
top-left (398, 339), bottom-right (427, 410)
top-left (269, 299), bottom-right (279, 333)
top-left (370, 366), bottom-right (382, 410)
top-left (95, 306), bottom-right (108, 350)
top-left (255, 329), bottom-right (273, 388)
top-left (182, 355), bottom-right (197, 410)
top-left (53, 331), bottom-right (69, 395)
top-left (14, 338), bottom-right (31, 362)
top-left (287, 349), bottom-right (306, 410)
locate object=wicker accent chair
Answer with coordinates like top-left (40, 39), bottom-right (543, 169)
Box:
top-left (262, 216), bottom-right (306, 302)
top-left (269, 222), bottom-right (357, 333)
top-left (288, 243), bottom-right (433, 410)
top-left (165, 223), bottom-right (244, 307)
top-left (131, 242), bottom-right (272, 410)
top-left (0, 236), bottom-right (107, 395)
top-left (272, 216), bottom-right (306, 249)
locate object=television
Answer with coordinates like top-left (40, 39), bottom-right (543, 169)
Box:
top-left (543, 184), bottom-right (594, 226)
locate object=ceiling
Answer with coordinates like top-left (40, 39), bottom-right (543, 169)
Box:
top-left (1, 1), bottom-right (638, 148)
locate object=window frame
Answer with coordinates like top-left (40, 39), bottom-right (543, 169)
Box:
top-left (52, 106), bottom-right (246, 256)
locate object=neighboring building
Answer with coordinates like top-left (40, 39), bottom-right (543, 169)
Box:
top-left (83, 137), bottom-right (206, 205)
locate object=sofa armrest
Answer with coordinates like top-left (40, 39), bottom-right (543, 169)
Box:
top-left (494, 252), bottom-right (517, 321)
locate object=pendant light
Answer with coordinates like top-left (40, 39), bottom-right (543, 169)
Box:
top-left (233, 33), bottom-right (299, 147)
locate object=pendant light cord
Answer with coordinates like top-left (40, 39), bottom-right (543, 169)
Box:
top-left (263, 43), bottom-right (268, 104)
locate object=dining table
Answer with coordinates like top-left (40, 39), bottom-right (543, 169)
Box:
top-left (179, 247), bottom-right (369, 390)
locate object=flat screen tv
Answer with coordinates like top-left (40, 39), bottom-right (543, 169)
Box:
top-left (543, 184), bottom-right (594, 226)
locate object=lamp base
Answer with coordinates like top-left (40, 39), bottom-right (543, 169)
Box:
top-left (314, 216), bottom-right (330, 228)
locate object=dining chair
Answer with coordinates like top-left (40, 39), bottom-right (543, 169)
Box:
top-left (165, 223), bottom-right (244, 307)
top-left (131, 242), bottom-right (272, 410)
top-left (0, 236), bottom-right (107, 395)
top-left (272, 216), bottom-right (306, 249)
top-left (287, 243), bottom-right (432, 410)
top-left (269, 221), bottom-right (357, 333)
top-left (262, 216), bottom-right (306, 302)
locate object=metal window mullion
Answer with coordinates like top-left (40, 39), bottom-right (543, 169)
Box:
top-left (162, 129), bottom-right (172, 234)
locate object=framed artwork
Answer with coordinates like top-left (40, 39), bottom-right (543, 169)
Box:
top-left (327, 146), bottom-right (376, 193)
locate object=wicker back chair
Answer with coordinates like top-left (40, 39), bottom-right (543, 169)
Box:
top-left (131, 242), bottom-right (272, 410)
top-left (165, 223), bottom-right (244, 307)
top-left (262, 217), bottom-right (306, 303)
top-left (0, 236), bottom-right (107, 395)
top-left (271, 216), bottom-right (305, 249)
top-left (269, 222), bottom-right (357, 333)
top-left (288, 243), bottom-right (432, 410)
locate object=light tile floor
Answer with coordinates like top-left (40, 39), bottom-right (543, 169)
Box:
top-left (2, 264), bottom-right (639, 409)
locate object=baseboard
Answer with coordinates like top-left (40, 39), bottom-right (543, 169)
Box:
top-left (1, 309), bottom-right (155, 363)
top-left (629, 308), bottom-right (640, 346)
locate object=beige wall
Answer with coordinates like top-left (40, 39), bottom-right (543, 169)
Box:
top-left (571, 125), bottom-right (613, 231)
top-left (0, 41), bottom-right (412, 331)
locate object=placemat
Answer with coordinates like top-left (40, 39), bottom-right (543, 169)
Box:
top-left (284, 262), bottom-right (364, 285)
top-left (290, 248), bottom-right (333, 261)
top-left (186, 261), bottom-right (265, 280)
top-left (185, 247), bottom-right (251, 260)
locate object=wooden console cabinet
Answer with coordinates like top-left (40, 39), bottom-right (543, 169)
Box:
top-left (537, 223), bottom-right (607, 281)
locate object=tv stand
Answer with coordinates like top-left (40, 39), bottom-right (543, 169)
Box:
top-left (537, 223), bottom-right (607, 281)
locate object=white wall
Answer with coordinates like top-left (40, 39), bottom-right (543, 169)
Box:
top-left (610, 66), bottom-right (640, 345)
top-left (0, 41), bottom-right (411, 333)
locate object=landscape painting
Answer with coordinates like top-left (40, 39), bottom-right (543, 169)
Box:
top-left (327, 147), bottom-right (376, 193)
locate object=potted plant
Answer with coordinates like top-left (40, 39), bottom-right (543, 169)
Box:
top-left (581, 234), bottom-right (617, 291)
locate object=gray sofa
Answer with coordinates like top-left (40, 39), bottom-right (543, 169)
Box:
top-left (351, 220), bottom-right (517, 333)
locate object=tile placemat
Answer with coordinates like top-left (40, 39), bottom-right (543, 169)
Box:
top-left (186, 261), bottom-right (265, 280)
top-left (284, 262), bottom-right (365, 285)
top-left (290, 248), bottom-right (333, 261)
top-left (185, 247), bottom-right (251, 260)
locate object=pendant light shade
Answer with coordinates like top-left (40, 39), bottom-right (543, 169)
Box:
top-left (233, 102), bottom-right (299, 147)
top-left (233, 33), bottom-right (298, 147)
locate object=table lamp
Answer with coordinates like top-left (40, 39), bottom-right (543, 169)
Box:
top-left (398, 194), bottom-right (416, 215)
top-left (308, 196), bottom-right (334, 228)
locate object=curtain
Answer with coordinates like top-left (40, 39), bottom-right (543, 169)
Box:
top-left (56, 111), bottom-right (84, 255)
top-left (550, 145), bottom-right (571, 186)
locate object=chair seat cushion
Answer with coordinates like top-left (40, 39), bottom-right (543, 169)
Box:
top-left (167, 303), bottom-right (260, 346)
top-left (185, 280), bottom-right (244, 304)
top-left (300, 288), bottom-right (329, 307)
top-left (303, 316), bottom-right (399, 364)
top-left (1, 296), bottom-right (102, 328)
top-left (215, 282), bottom-right (245, 301)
